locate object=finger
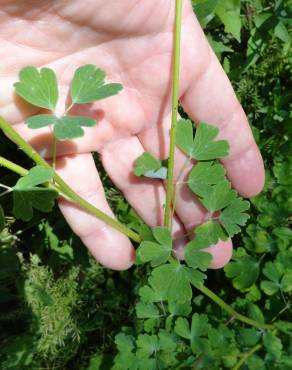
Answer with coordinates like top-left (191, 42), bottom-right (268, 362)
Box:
top-left (100, 135), bottom-right (187, 249)
top-left (56, 153), bottom-right (135, 270)
top-left (180, 12), bottom-right (265, 197)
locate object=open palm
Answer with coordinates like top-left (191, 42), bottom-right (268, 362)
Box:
top-left (0, 0), bottom-right (264, 269)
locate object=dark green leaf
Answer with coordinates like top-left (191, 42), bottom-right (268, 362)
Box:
top-left (14, 66), bottom-right (58, 111)
top-left (70, 64), bottom-right (122, 104)
top-left (224, 250), bottom-right (260, 291)
top-left (13, 166), bottom-right (58, 221)
top-left (220, 197), bottom-right (250, 236)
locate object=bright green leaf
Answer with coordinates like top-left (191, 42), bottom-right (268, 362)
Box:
top-left (14, 66), bottom-right (58, 111)
top-left (70, 64), bottom-right (123, 104)
top-left (136, 302), bottom-right (160, 319)
top-left (263, 332), bottom-right (282, 360)
top-left (174, 318), bottom-right (191, 339)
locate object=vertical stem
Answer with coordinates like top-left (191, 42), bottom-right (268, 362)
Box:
top-left (164, 0), bottom-right (183, 229)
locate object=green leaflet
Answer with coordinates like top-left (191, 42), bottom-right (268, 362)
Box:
top-left (137, 227), bottom-right (172, 267)
top-left (12, 166), bottom-right (58, 221)
top-left (176, 119), bottom-right (229, 160)
top-left (224, 248), bottom-right (260, 291)
top-left (134, 152), bottom-right (167, 180)
top-left (14, 66), bottom-right (58, 111)
top-left (70, 64), bottom-right (123, 104)
top-left (26, 114), bottom-right (96, 141)
top-left (148, 261), bottom-right (206, 304)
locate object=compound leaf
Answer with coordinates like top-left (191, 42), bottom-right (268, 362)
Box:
top-left (134, 152), bottom-right (167, 179)
top-left (14, 166), bottom-right (54, 189)
top-left (70, 64), bottom-right (123, 104)
top-left (220, 197), bottom-right (250, 236)
top-left (14, 66), bottom-right (58, 111)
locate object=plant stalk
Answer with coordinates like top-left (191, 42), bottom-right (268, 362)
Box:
top-left (0, 117), bottom-right (141, 243)
top-left (164, 0), bottom-right (183, 229)
top-left (197, 284), bottom-right (274, 330)
top-left (232, 344), bottom-right (262, 370)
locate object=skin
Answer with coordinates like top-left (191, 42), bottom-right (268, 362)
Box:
top-left (0, 0), bottom-right (265, 270)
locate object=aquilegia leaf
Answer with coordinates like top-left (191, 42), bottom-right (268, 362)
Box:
top-left (25, 114), bottom-right (96, 141)
top-left (12, 166), bottom-right (58, 221)
top-left (70, 64), bottom-right (123, 104)
top-left (14, 66), bottom-right (58, 111)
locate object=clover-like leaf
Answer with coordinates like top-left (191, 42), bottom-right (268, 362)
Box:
top-left (199, 180), bottom-right (237, 212)
top-left (25, 114), bottom-right (96, 141)
top-left (224, 250), bottom-right (260, 291)
top-left (185, 221), bottom-right (227, 271)
top-left (176, 120), bottom-right (229, 160)
top-left (188, 161), bottom-right (226, 198)
top-left (70, 64), bottom-right (123, 104)
top-left (12, 166), bottom-right (58, 221)
top-left (149, 261), bottom-right (205, 304)
top-left (134, 152), bottom-right (167, 179)
top-left (137, 227), bottom-right (172, 267)
top-left (14, 66), bottom-right (58, 111)
top-left (220, 197), bottom-right (250, 236)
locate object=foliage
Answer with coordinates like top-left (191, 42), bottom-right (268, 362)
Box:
top-left (0, 1), bottom-right (292, 369)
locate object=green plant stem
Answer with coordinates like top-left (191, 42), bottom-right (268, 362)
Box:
top-left (164, 0), bottom-right (183, 229)
top-left (0, 117), bottom-right (141, 243)
top-left (232, 344), bottom-right (262, 370)
top-left (197, 284), bottom-right (274, 330)
top-left (0, 156), bottom-right (28, 177)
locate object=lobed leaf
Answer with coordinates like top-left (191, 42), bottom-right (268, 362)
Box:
top-left (14, 66), bottom-right (58, 111)
top-left (13, 166), bottom-right (58, 221)
top-left (70, 64), bottom-right (123, 104)
top-left (134, 152), bottom-right (167, 179)
top-left (26, 114), bottom-right (96, 141)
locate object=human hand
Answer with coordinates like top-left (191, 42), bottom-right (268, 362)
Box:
top-left (0, 0), bottom-right (264, 270)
